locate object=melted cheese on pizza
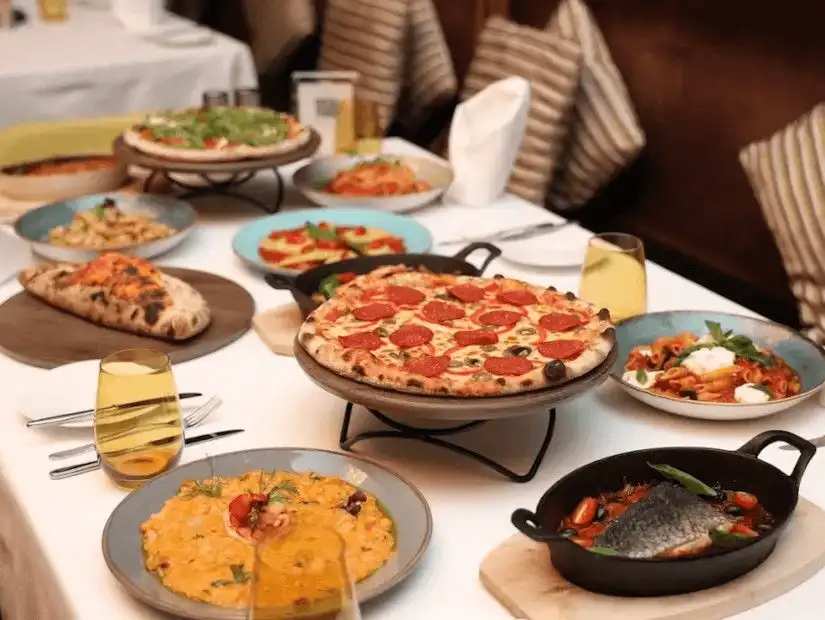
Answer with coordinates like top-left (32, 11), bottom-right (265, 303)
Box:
top-left (258, 223), bottom-right (406, 271)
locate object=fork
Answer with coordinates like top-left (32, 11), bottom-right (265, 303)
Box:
top-left (47, 395), bottom-right (222, 461)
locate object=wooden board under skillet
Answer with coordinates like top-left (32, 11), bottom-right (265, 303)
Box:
top-left (293, 336), bottom-right (618, 421)
top-left (0, 268), bottom-right (255, 369)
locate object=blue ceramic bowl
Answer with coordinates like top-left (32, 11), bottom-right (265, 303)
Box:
top-left (611, 311), bottom-right (825, 420)
top-left (13, 192), bottom-right (196, 262)
top-left (232, 207), bottom-right (434, 275)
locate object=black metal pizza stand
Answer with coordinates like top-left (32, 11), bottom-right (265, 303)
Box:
top-left (112, 130), bottom-right (321, 213)
top-left (294, 337), bottom-right (617, 483)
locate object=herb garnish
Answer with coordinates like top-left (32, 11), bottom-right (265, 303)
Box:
top-left (648, 463), bottom-right (717, 497)
top-left (589, 546), bottom-right (619, 556)
top-left (750, 384), bottom-right (775, 398)
top-left (182, 478), bottom-right (222, 499)
top-left (304, 221), bottom-right (367, 255)
top-left (674, 321), bottom-right (773, 367)
top-left (230, 564), bottom-right (252, 584)
top-left (635, 368), bottom-right (648, 384)
top-left (268, 481), bottom-right (299, 505)
top-left (710, 528), bottom-right (755, 548)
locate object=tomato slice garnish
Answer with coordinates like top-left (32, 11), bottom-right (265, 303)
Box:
top-left (571, 497), bottom-right (598, 526)
top-left (337, 272), bottom-right (357, 283)
top-left (733, 491), bottom-right (758, 510)
top-left (731, 523), bottom-right (759, 537)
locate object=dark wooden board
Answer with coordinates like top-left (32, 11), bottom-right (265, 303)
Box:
top-left (0, 268), bottom-right (255, 369)
top-left (293, 336), bottom-right (618, 421)
top-left (112, 130), bottom-right (321, 174)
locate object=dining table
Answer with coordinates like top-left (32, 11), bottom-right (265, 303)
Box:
top-left (0, 137), bottom-right (823, 620)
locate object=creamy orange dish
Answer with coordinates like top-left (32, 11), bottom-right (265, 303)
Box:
top-left (141, 470), bottom-right (395, 608)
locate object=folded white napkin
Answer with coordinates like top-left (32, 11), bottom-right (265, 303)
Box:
top-left (111, 0), bottom-right (166, 32)
top-left (443, 76), bottom-right (531, 207)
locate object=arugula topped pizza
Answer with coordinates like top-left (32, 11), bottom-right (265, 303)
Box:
top-left (123, 107), bottom-right (311, 161)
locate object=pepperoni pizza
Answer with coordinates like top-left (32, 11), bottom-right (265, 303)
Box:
top-left (298, 266), bottom-right (615, 397)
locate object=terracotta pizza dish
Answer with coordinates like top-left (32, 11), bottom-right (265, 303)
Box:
top-left (298, 266), bottom-right (615, 397)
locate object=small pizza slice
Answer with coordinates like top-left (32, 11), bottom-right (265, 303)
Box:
top-left (19, 253), bottom-right (211, 340)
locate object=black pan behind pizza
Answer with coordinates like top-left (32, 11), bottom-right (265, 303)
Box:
top-left (265, 242), bottom-right (502, 318)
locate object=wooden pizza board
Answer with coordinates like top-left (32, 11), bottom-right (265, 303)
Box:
top-left (479, 497), bottom-right (825, 620)
top-left (0, 268), bottom-right (255, 369)
top-left (252, 303), bottom-right (303, 357)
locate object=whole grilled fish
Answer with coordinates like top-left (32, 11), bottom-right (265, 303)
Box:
top-left (594, 482), bottom-right (731, 558)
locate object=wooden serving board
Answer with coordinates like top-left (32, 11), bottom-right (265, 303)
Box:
top-left (480, 497), bottom-right (825, 620)
top-left (0, 268), bottom-right (255, 369)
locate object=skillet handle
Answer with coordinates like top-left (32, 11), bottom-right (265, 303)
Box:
top-left (451, 242), bottom-right (502, 275)
top-left (264, 273), bottom-right (303, 295)
top-left (511, 508), bottom-right (560, 543)
top-left (737, 430), bottom-right (817, 488)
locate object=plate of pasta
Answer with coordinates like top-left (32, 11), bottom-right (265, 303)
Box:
top-left (611, 311), bottom-right (825, 420)
top-left (292, 154), bottom-right (453, 213)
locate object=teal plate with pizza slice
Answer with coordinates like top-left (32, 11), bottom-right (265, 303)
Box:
top-left (232, 208), bottom-right (433, 276)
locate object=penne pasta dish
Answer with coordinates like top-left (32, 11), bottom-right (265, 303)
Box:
top-left (621, 320), bottom-right (801, 404)
top-left (323, 158), bottom-right (431, 196)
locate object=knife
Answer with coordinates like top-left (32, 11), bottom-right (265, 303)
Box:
top-left (27, 392), bottom-right (203, 428)
top-left (440, 220), bottom-right (577, 246)
top-left (780, 435), bottom-right (825, 451)
top-left (48, 428), bottom-right (244, 480)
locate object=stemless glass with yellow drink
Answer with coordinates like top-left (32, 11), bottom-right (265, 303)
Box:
top-left (335, 99), bottom-right (381, 156)
top-left (248, 522), bottom-right (361, 620)
top-left (579, 233), bottom-right (647, 322)
top-left (94, 349), bottom-right (184, 489)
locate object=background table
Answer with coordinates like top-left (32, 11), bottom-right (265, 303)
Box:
top-left (0, 5), bottom-right (257, 129)
top-left (0, 139), bottom-right (823, 619)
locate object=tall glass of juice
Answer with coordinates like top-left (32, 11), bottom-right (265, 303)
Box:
top-left (579, 233), bottom-right (647, 322)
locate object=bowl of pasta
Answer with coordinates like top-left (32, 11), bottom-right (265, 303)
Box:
top-left (611, 311), bottom-right (825, 420)
top-left (13, 192), bottom-right (196, 262)
top-left (292, 154), bottom-right (453, 213)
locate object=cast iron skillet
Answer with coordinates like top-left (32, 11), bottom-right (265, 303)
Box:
top-left (264, 242), bottom-right (502, 318)
top-left (511, 429), bottom-right (816, 596)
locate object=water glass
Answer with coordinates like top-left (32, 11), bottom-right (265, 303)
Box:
top-left (94, 349), bottom-right (183, 489)
top-left (248, 523), bottom-right (361, 619)
top-left (579, 233), bottom-right (647, 322)
top-left (203, 90), bottom-right (230, 108)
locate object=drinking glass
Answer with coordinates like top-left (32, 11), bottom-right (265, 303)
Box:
top-left (94, 349), bottom-right (183, 489)
top-left (203, 90), bottom-right (230, 108)
top-left (37, 0), bottom-right (67, 21)
top-left (248, 523), bottom-right (361, 619)
top-left (335, 99), bottom-right (381, 156)
top-left (235, 88), bottom-right (261, 107)
top-left (578, 233), bottom-right (647, 322)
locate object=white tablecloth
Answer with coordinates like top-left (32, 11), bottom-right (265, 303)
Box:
top-left (0, 6), bottom-right (257, 129)
top-left (0, 138), bottom-right (823, 619)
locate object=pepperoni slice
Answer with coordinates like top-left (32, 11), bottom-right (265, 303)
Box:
top-left (539, 312), bottom-right (584, 332)
top-left (478, 310), bottom-right (522, 326)
top-left (385, 285), bottom-right (425, 306)
top-left (454, 329), bottom-right (498, 346)
top-left (353, 303), bottom-right (396, 321)
top-left (538, 339), bottom-right (586, 360)
top-left (483, 356), bottom-right (534, 376)
top-left (421, 300), bottom-right (465, 323)
top-left (497, 290), bottom-right (538, 306)
top-left (403, 355), bottom-right (450, 378)
top-left (448, 284), bottom-right (486, 302)
top-left (339, 332), bottom-right (384, 350)
top-left (389, 325), bottom-right (434, 348)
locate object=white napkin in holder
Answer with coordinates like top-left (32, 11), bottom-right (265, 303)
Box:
top-left (111, 0), bottom-right (166, 33)
top-left (443, 76), bottom-right (531, 207)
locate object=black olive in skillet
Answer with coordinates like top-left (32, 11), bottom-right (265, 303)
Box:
top-left (543, 360), bottom-right (566, 381)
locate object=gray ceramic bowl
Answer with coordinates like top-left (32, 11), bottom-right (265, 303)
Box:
top-left (13, 192), bottom-right (196, 262)
top-left (102, 448), bottom-right (432, 620)
top-left (293, 154), bottom-right (453, 213)
top-left (611, 310), bottom-right (825, 420)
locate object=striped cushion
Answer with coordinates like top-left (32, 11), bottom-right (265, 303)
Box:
top-left (462, 16), bottom-right (582, 205)
top-left (546, 0), bottom-right (645, 209)
top-left (318, 0), bottom-right (408, 133)
top-left (242, 0), bottom-right (316, 76)
top-left (397, 0), bottom-right (458, 131)
top-left (740, 104), bottom-right (825, 345)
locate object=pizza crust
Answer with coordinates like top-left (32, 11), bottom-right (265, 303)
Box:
top-left (19, 263), bottom-right (211, 341)
top-left (297, 268), bottom-right (615, 397)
